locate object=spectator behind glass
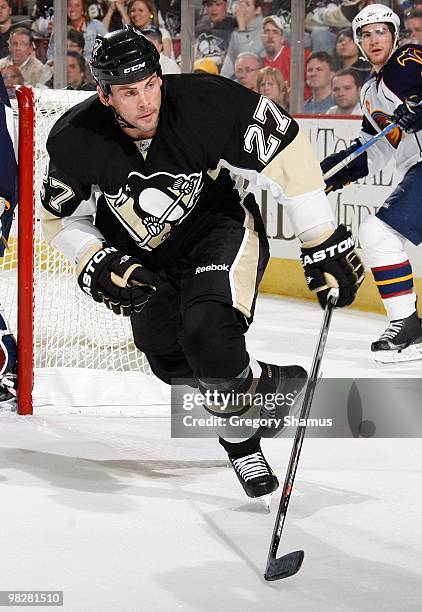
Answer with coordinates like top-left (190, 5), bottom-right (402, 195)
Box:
top-left (334, 28), bottom-right (370, 84)
top-left (261, 14), bottom-right (311, 100)
top-left (234, 51), bottom-right (261, 91)
top-left (304, 0), bottom-right (371, 53)
top-left (303, 51), bottom-right (335, 114)
top-left (326, 68), bottom-right (362, 115)
top-left (102, 0), bottom-right (131, 33)
top-left (0, 27), bottom-right (53, 86)
top-left (1, 63), bottom-right (23, 98)
top-left (47, 0), bottom-right (107, 61)
top-left (127, 0), bottom-right (173, 58)
top-left (157, 0), bottom-right (180, 38)
top-left (142, 25), bottom-right (180, 74)
top-left (256, 65), bottom-right (289, 110)
top-left (195, 0), bottom-right (236, 69)
top-left (193, 56), bottom-right (219, 74)
top-left (67, 28), bottom-right (85, 54)
top-left (220, 0), bottom-right (264, 80)
top-left (66, 50), bottom-right (96, 90)
top-left (0, 0), bottom-right (13, 58)
top-left (32, 0), bottom-right (55, 37)
top-left (403, 8), bottom-right (422, 43)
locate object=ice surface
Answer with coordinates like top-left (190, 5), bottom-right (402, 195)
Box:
top-left (1, 296), bottom-right (421, 611)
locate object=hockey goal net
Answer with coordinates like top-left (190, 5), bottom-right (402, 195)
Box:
top-left (1, 87), bottom-right (153, 415)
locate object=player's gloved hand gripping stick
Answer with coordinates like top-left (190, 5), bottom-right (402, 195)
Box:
top-left (264, 288), bottom-right (339, 581)
top-left (77, 244), bottom-right (157, 316)
top-left (322, 122), bottom-right (397, 182)
top-left (300, 225), bottom-right (365, 309)
top-left (323, 98), bottom-right (422, 184)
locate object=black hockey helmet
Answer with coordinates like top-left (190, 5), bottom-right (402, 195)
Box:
top-left (89, 25), bottom-right (162, 95)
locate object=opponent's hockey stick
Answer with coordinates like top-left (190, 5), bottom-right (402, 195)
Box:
top-left (323, 98), bottom-right (422, 182)
top-left (322, 122), bottom-right (397, 181)
top-left (264, 288), bottom-right (339, 581)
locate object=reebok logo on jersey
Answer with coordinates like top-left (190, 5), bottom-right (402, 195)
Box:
top-left (195, 263), bottom-right (230, 274)
top-left (301, 236), bottom-right (354, 266)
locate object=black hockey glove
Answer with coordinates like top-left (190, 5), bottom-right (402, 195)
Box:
top-left (300, 225), bottom-right (365, 308)
top-left (393, 95), bottom-right (422, 134)
top-left (320, 139), bottom-right (368, 193)
top-left (77, 245), bottom-right (157, 316)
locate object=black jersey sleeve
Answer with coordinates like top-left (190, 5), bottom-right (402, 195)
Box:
top-left (41, 161), bottom-right (93, 219)
top-left (218, 81), bottom-right (299, 172)
top-left (168, 74), bottom-right (298, 174)
top-left (383, 44), bottom-right (422, 100)
top-left (41, 97), bottom-right (118, 218)
top-left (186, 75), bottom-right (325, 201)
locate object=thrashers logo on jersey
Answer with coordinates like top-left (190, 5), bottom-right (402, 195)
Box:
top-left (104, 170), bottom-right (203, 250)
top-left (364, 100), bottom-right (402, 149)
top-left (396, 47), bottom-right (422, 68)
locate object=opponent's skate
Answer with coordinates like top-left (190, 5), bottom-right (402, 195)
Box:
top-left (371, 311), bottom-right (422, 363)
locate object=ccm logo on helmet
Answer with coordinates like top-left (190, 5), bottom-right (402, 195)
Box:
top-left (123, 62), bottom-right (146, 74)
top-left (301, 236), bottom-right (355, 266)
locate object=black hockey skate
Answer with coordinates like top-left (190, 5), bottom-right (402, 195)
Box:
top-left (371, 311), bottom-right (422, 364)
top-left (220, 438), bottom-right (279, 498)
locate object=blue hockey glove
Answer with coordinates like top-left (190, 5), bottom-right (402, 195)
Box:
top-left (320, 139), bottom-right (368, 193)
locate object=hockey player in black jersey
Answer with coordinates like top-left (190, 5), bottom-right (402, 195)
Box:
top-left (41, 26), bottom-right (364, 499)
top-left (321, 4), bottom-right (422, 363)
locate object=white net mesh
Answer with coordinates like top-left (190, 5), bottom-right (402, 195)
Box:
top-left (1, 88), bottom-right (150, 376)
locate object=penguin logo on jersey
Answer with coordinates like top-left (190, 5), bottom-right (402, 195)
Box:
top-left (103, 171), bottom-right (203, 250)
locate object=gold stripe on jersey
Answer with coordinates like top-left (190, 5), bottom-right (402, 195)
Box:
top-left (230, 227), bottom-right (259, 318)
top-left (41, 207), bottom-right (66, 245)
top-left (262, 129), bottom-right (325, 198)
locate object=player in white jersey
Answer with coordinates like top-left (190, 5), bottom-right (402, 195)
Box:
top-left (321, 4), bottom-right (422, 363)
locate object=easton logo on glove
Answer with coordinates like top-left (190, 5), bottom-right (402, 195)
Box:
top-left (80, 246), bottom-right (118, 295)
top-left (77, 244), bottom-right (157, 316)
top-left (300, 225), bottom-right (365, 308)
top-left (301, 234), bottom-right (355, 266)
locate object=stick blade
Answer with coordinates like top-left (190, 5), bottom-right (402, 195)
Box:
top-left (264, 550), bottom-right (304, 581)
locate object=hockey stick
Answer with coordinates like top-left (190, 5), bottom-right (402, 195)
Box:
top-left (323, 99), bottom-right (422, 182)
top-left (264, 288), bottom-right (339, 581)
top-left (322, 122), bottom-right (397, 181)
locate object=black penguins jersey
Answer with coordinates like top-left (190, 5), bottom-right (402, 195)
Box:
top-left (41, 73), bottom-right (331, 270)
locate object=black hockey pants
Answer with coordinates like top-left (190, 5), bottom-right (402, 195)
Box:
top-left (131, 217), bottom-right (269, 384)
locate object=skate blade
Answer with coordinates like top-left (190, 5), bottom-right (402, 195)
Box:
top-left (374, 342), bottom-right (422, 364)
top-left (260, 493), bottom-right (273, 513)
